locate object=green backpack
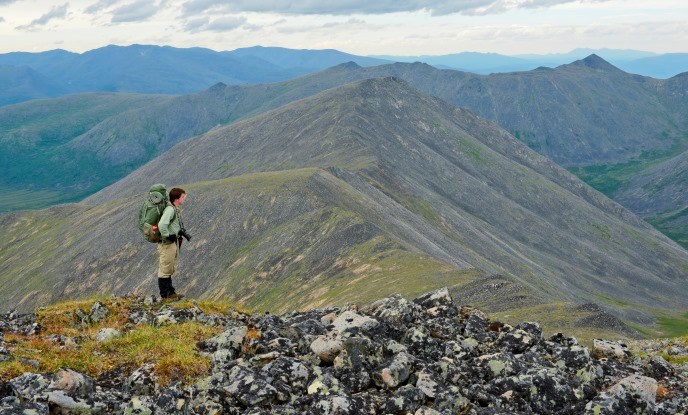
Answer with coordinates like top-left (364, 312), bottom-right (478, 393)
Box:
top-left (138, 184), bottom-right (173, 243)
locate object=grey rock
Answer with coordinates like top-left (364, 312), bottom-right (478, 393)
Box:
top-left (203, 325), bottom-right (248, 352)
top-left (373, 351), bottom-right (414, 388)
top-left (369, 294), bottom-right (419, 326)
top-left (644, 356), bottom-right (674, 379)
top-left (307, 367), bottom-right (342, 396)
top-left (49, 368), bottom-right (95, 397)
top-left (310, 333), bottom-right (343, 363)
top-left (154, 383), bottom-right (189, 414)
top-left (47, 390), bottom-right (93, 414)
top-left (96, 327), bottom-right (122, 343)
top-left (312, 394), bottom-right (362, 415)
top-left (225, 365), bottom-right (278, 407)
top-left (592, 339), bottom-right (630, 361)
top-left (89, 301), bottom-right (109, 323)
top-left (122, 395), bottom-right (156, 415)
top-left (331, 311), bottom-right (379, 333)
top-left (261, 356), bottom-right (312, 393)
top-left (384, 384), bottom-right (425, 413)
top-left (124, 363), bottom-right (157, 396)
top-left (9, 373), bottom-right (50, 402)
top-left (415, 368), bottom-right (441, 399)
top-left (0, 395), bottom-right (48, 414)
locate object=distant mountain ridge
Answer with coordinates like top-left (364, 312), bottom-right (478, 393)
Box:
top-left (0, 44), bottom-right (390, 105)
top-left (373, 48), bottom-right (688, 79)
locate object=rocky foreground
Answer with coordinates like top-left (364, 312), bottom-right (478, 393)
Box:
top-left (1, 289), bottom-right (687, 414)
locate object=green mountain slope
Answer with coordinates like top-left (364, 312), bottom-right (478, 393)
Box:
top-left (74, 78), bottom-right (688, 326)
top-left (0, 93), bottom-right (171, 210)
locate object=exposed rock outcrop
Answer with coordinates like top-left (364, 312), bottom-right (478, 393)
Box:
top-left (0, 289), bottom-right (686, 414)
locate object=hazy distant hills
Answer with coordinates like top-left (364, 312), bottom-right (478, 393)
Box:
top-left (3, 79), bottom-right (685, 336)
top-left (0, 44), bottom-right (389, 104)
top-left (374, 48), bottom-right (688, 79)
top-left (0, 64), bottom-right (66, 106)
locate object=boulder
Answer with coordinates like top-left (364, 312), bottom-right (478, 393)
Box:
top-left (592, 339), bottom-right (630, 361)
top-left (49, 368), bottom-right (95, 397)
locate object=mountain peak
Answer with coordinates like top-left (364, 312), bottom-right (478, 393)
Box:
top-left (569, 54), bottom-right (621, 72)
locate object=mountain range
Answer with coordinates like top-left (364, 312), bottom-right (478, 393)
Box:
top-left (2, 45), bottom-right (686, 109)
top-left (2, 78), bottom-right (686, 343)
top-left (373, 48), bottom-right (688, 79)
top-left (2, 54), bottom-right (686, 253)
top-left (0, 45), bottom-right (389, 106)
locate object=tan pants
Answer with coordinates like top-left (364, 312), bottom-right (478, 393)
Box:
top-left (157, 242), bottom-right (179, 277)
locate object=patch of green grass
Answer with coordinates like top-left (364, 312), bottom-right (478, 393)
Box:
top-left (594, 293), bottom-right (631, 308)
top-left (647, 208), bottom-right (688, 250)
top-left (569, 135), bottom-right (688, 196)
top-left (656, 312), bottom-right (688, 338)
top-left (0, 297), bottom-right (225, 386)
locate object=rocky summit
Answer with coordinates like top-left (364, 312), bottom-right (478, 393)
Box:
top-left (0, 289), bottom-right (686, 414)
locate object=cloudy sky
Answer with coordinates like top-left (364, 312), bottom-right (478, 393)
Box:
top-left (0, 0), bottom-right (686, 56)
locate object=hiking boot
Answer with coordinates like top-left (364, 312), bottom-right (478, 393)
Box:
top-left (163, 293), bottom-right (184, 301)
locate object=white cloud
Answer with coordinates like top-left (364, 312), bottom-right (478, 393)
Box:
top-left (178, 0), bottom-right (613, 16)
top-left (111, 0), bottom-right (161, 23)
top-left (15, 3), bottom-right (68, 31)
top-left (84, 0), bottom-right (121, 14)
top-left (183, 15), bottom-right (246, 33)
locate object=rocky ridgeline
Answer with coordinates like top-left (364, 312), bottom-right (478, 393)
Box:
top-left (0, 288), bottom-right (687, 414)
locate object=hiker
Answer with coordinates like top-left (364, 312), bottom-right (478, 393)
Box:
top-left (157, 187), bottom-right (189, 300)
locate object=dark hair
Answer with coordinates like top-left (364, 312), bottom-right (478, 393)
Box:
top-left (169, 187), bottom-right (186, 203)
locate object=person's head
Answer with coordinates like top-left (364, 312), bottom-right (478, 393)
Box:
top-left (169, 187), bottom-right (186, 207)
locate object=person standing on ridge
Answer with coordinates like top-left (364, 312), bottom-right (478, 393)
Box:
top-left (157, 187), bottom-right (189, 300)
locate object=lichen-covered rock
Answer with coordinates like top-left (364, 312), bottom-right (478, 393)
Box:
top-left (124, 363), bottom-right (158, 396)
top-left (369, 294), bottom-right (419, 327)
top-left (310, 332), bottom-right (344, 363)
top-left (307, 367), bottom-right (342, 396)
top-left (261, 356), bottom-right (312, 396)
top-left (154, 306), bottom-right (203, 326)
top-left (331, 311), bottom-right (379, 333)
top-left (311, 394), bottom-right (367, 415)
top-left (224, 364), bottom-right (278, 407)
top-left (413, 287), bottom-right (459, 317)
top-left (9, 373), bottom-right (50, 403)
top-left (384, 384), bottom-right (425, 413)
top-left (89, 301), bottom-right (109, 323)
top-left (49, 368), bottom-right (95, 397)
top-left (47, 390), bottom-right (93, 414)
top-left (0, 395), bottom-right (47, 414)
top-left (201, 325), bottom-right (248, 352)
top-left (2, 290), bottom-right (687, 415)
top-left (372, 352), bottom-right (414, 388)
top-left (497, 327), bottom-right (537, 354)
top-left (154, 383), bottom-right (190, 414)
top-left (592, 339), bottom-right (630, 361)
top-left (122, 395), bottom-right (156, 415)
top-left (96, 327), bottom-right (122, 343)
top-left (644, 355), bottom-right (674, 379)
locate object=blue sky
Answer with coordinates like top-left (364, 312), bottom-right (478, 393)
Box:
top-left (0, 0), bottom-right (686, 55)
